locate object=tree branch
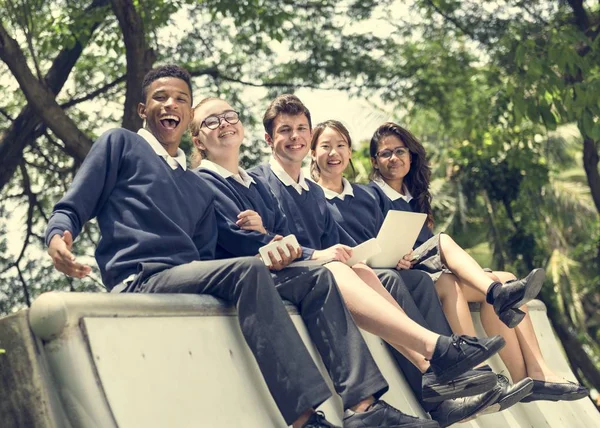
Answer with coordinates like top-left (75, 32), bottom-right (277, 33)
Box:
top-left (0, 107), bottom-right (14, 122)
top-left (0, 23), bottom-right (93, 160)
top-left (60, 76), bottom-right (126, 110)
top-left (15, 265), bottom-right (31, 307)
top-left (0, 0), bottom-right (110, 193)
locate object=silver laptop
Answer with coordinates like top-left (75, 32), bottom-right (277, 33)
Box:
top-left (368, 210), bottom-right (427, 268)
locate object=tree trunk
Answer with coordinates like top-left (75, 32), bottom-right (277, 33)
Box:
top-left (111, 0), bottom-right (155, 131)
top-left (582, 136), bottom-right (600, 214)
top-left (0, 0), bottom-right (110, 192)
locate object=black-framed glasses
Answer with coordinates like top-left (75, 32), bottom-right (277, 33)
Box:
top-left (200, 110), bottom-right (240, 130)
top-left (376, 147), bottom-right (410, 160)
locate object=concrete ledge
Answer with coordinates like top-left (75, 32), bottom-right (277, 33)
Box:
top-left (1, 292), bottom-right (597, 427)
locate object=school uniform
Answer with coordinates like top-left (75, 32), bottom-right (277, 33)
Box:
top-left (369, 178), bottom-right (451, 282)
top-left (319, 178), bottom-right (454, 411)
top-left (46, 128), bottom-right (355, 425)
top-left (196, 160), bottom-right (388, 411)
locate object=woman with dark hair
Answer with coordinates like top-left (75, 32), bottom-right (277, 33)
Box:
top-left (361, 121), bottom-right (585, 403)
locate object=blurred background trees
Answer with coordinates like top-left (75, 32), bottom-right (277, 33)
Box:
top-left (0, 0), bottom-right (598, 396)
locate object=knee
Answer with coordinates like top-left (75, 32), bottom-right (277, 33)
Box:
top-left (438, 233), bottom-right (458, 251)
top-left (236, 256), bottom-right (267, 271)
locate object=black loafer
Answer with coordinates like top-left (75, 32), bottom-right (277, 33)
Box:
top-left (303, 411), bottom-right (340, 428)
top-left (422, 369), bottom-right (498, 403)
top-left (429, 334), bottom-right (505, 384)
top-left (478, 375), bottom-right (534, 414)
top-left (493, 268), bottom-right (545, 328)
top-left (520, 379), bottom-right (589, 403)
top-left (343, 400), bottom-right (439, 427)
top-left (429, 384), bottom-right (503, 428)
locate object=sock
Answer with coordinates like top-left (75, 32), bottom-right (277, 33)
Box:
top-left (486, 282), bottom-right (502, 304)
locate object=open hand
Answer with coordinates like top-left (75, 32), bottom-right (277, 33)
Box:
top-left (47, 231), bottom-right (92, 278)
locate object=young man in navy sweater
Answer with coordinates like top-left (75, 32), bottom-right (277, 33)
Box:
top-left (249, 94), bottom-right (508, 426)
top-left (46, 65), bottom-right (373, 428)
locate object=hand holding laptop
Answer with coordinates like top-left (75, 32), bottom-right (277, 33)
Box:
top-left (358, 211), bottom-right (427, 269)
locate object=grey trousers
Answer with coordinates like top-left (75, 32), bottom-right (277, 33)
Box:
top-left (130, 257), bottom-right (388, 424)
top-left (375, 269), bottom-right (453, 412)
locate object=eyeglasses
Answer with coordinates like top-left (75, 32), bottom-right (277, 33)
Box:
top-left (200, 110), bottom-right (240, 130)
top-left (376, 147), bottom-right (410, 160)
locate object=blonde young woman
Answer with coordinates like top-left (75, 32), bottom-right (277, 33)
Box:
top-left (309, 119), bottom-right (588, 412)
top-left (188, 96), bottom-right (507, 428)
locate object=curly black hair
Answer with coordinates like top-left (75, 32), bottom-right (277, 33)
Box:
top-left (141, 64), bottom-right (193, 104)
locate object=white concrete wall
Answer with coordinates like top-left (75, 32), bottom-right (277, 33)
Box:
top-left (28, 292), bottom-right (600, 428)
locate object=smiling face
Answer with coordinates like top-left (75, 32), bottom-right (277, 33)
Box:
top-left (372, 134), bottom-right (412, 183)
top-left (192, 99), bottom-right (244, 161)
top-left (266, 113), bottom-right (311, 166)
top-left (137, 77), bottom-right (193, 153)
top-left (312, 126), bottom-right (351, 181)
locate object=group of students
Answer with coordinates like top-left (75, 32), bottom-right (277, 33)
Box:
top-left (45, 65), bottom-right (588, 428)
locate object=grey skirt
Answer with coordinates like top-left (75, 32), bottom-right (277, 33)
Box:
top-left (411, 233), bottom-right (492, 282)
top-left (411, 233), bottom-right (450, 282)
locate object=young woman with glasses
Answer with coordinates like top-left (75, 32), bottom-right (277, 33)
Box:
top-left (310, 119), bottom-right (588, 408)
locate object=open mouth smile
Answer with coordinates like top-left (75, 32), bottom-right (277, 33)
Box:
top-left (160, 114), bottom-right (181, 130)
top-left (219, 130), bottom-right (235, 138)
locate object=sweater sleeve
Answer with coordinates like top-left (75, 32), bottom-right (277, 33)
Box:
top-left (45, 130), bottom-right (124, 246)
top-left (257, 179), bottom-right (315, 260)
top-left (203, 174), bottom-right (279, 258)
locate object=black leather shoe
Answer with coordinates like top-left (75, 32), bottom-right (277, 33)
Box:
top-left (429, 334), bottom-right (505, 384)
top-left (520, 379), bottom-right (589, 402)
top-left (478, 375), bottom-right (534, 414)
top-left (493, 268), bottom-right (545, 328)
top-left (429, 384), bottom-right (502, 428)
top-left (303, 411), bottom-right (340, 428)
top-left (343, 400), bottom-right (439, 427)
top-left (422, 369), bottom-right (498, 403)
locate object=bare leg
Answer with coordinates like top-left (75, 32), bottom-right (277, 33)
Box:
top-left (351, 263), bottom-right (430, 371)
top-left (434, 273), bottom-right (478, 337)
top-left (324, 262), bottom-right (439, 360)
top-left (437, 233), bottom-right (496, 295)
top-left (491, 271), bottom-right (563, 382)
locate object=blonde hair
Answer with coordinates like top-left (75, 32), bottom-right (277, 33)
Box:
top-left (189, 96), bottom-right (221, 168)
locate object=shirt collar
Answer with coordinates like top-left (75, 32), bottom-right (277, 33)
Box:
top-left (269, 156), bottom-right (309, 194)
top-left (321, 178), bottom-right (355, 200)
top-left (137, 128), bottom-right (187, 170)
top-left (373, 177), bottom-right (413, 202)
top-left (200, 159), bottom-right (255, 188)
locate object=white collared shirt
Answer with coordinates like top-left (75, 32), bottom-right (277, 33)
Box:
top-left (269, 156), bottom-right (309, 194)
top-left (137, 128), bottom-right (187, 170)
top-left (200, 159), bottom-right (255, 188)
top-left (373, 177), bottom-right (413, 202)
top-left (321, 178), bottom-right (355, 201)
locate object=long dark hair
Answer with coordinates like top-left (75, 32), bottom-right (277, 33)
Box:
top-left (369, 122), bottom-right (434, 228)
top-left (310, 120), bottom-right (355, 181)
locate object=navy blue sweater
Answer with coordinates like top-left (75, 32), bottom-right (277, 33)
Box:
top-left (195, 168), bottom-right (314, 260)
top-left (324, 184), bottom-right (385, 246)
top-left (367, 181), bottom-right (434, 248)
top-left (250, 164), bottom-right (355, 250)
top-left (45, 128), bottom-right (216, 289)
